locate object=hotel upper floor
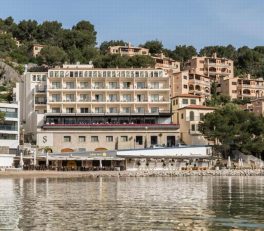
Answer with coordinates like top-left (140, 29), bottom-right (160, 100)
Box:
top-left (30, 66), bottom-right (172, 114)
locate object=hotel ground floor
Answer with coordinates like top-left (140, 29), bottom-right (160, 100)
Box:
top-left (37, 124), bottom-right (180, 153)
top-left (14, 146), bottom-right (212, 171)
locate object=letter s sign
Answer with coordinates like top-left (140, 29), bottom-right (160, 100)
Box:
top-left (43, 136), bottom-right (47, 143)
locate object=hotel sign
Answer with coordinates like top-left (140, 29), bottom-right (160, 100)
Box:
top-left (37, 133), bottom-right (54, 147)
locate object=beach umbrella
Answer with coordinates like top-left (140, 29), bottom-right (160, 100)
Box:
top-left (227, 156), bottom-right (231, 169)
top-left (240, 158), bottom-right (244, 168)
top-left (19, 151), bottom-right (24, 169)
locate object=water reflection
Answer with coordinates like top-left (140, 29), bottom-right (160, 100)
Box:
top-left (0, 176), bottom-right (263, 230)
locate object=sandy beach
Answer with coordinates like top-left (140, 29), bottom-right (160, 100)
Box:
top-left (0, 169), bottom-right (264, 178)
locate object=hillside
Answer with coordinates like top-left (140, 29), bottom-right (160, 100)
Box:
top-left (1, 16), bottom-right (264, 77)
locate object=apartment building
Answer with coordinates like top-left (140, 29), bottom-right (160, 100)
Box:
top-left (18, 64), bottom-right (179, 152)
top-left (152, 53), bottom-right (180, 72)
top-left (171, 70), bottom-right (211, 101)
top-left (19, 71), bottom-right (47, 142)
top-left (184, 53), bottom-right (234, 80)
top-left (177, 105), bottom-right (215, 145)
top-left (0, 102), bottom-right (20, 153)
top-left (108, 43), bottom-right (149, 56)
top-left (220, 75), bottom-right (264, 99)
top-left (32, 44), bottom-right (45, 57)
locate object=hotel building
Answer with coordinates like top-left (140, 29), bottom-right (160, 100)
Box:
top-left (19, 64), bottom-right (180, 152)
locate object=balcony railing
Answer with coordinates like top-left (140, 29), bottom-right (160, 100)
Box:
top-left (0, 125), bottom-right (18, 131)
top-left (4, 112), bottom-right (18, 118)
top-left (35, 88), bottom-right (47, 93)
top-left (35, 101), bottom-right (47, 104)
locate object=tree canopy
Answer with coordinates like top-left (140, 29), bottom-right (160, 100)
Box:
top-left (199, 104), bottom-right (264, 157)
top-left (1, 16), bottom-right (264, 74)
top-left (141, 40), bottom-right (163, 54)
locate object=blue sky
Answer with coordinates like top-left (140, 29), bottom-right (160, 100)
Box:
top-left (1, 0), bottom-right (264, 50)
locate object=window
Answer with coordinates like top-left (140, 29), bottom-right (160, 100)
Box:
top-left (123, 82), bottom-right (131, 89)
top-left (66, 108), bottom-right (74, 113)
top-left (183, 85), bottom-right (188, 89)
top-left (94, 107), bottom-right (103, 113)
top-left (151, 107), bottom-right (159, 113)
top-left (80, 82), bottom-right (89, 89)
top-left (109, 82), bottom-right (118, 89)
top-left (52, 107), bottom-right (60, 113)
top-left (190, 111), bottom-right (195, 121)
top-left (32, 75), bottom-right (36, 81)
top-left (64, 136), bottom-right (71, 142)
top-left (66, 82), bottom-right (75, 89)
top-left (79, 136), bottom-right (86, 142)
top-left (182, 99), bottom-right (188, 104)
top-left (80, 108), bottom-right (89, 113)
top-left (232, 82), bottom-right (237, 85)
top-left (191, 124), bottom-right (196, 131)
top-left (200, 113), bottom-right (204, 120)
top-left (91, 136), bottom-right (99, 142)
top-left (109, 94), bottom-right (118, 102)
top-left (121, 136), bottom-right (128, 142)
top-left (136, 107), bottom-right (144, 113)
top-left (137, 82), bottom-right (145, 89)
top-left (80, 94), bottom-right (89, 102)
top-left (123, 107), bottom-right (130, 113)
top-left (181, 113), bottom-right (184, 119)
top-left (151, 94), bottom-right (159, 102)
top-left (123, 94), bottom-right (131, 102)
top-left (151, 136), bottom-right (158, 145)
top-left (183, 75), bottom-right (188, 80)
top-left (95, 94), bottom-right (103, 102)
top-left (106, 136), bottom-right (113, 142)
top-left (109, 107), bottom-right (118, 113)
top-left (136, 136), bottom-right (143, 145)
top-left (65, 94), bottom-right (74, 102)
top-left (190, 99), bottom-right (196, 104)
top-left (52, 94), bottom-right (60, 102)
top-left (52, 82), bottom-right (61, 89)
top-left (173, 100), bottom-right (176, 106)
top-left (151, 82), bottom-right (159, 89)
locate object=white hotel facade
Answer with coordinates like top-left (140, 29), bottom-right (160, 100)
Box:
top-left (20, 64), bottom-right (180, 152)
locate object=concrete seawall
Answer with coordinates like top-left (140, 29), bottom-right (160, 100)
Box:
top-left (0, 169), bottom-right (263, 178)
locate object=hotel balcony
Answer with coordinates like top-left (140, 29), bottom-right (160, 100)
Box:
top-left (34, 87), bottom-right (47, 94)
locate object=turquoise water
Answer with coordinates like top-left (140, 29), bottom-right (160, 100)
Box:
top-left (0, 176), bottom-right (263, 230)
